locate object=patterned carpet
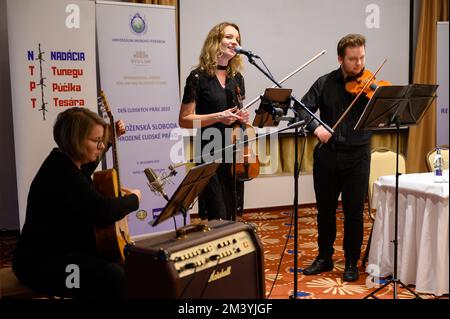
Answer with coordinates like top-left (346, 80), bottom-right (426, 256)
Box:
top-left (237, 206), bottom-right (446, 300)
top-left (1, 206), bottom-right (447, 300)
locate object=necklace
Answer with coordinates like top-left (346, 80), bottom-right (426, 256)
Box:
top-left (217, 65), bottom-right (227, 70)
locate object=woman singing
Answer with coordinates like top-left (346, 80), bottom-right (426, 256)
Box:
top-left (179, 22), bottom-right (249, 221)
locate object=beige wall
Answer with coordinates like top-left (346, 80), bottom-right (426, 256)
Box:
top-left (0, 0), bottom-right (423, 230)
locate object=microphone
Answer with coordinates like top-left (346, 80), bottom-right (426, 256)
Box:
top-left (144, 168), bottom-right (169, 201)
top-left (234, 46), bottom-right (260, 59)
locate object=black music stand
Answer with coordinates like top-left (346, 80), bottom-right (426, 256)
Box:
top-left (150, 162), bottom-right (220, 231)
top-left (230, 87), bottom-right (292, 222)
top-left (242, 52), bottom-right (331, 299)
top-left (254, 87), bottom-right (309, 298)
top-left (356, 84), bottom-right (438, 299)
top-left (253, 88), bottom-right (292, 128)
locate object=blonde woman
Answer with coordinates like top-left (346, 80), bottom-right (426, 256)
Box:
top-left (179, 22), bottom-right (249, 221)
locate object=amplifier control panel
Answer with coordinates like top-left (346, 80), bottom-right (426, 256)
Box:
top-left (169, 230), bottom-right (256, 278)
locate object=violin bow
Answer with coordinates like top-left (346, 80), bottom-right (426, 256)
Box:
top-left (332, 58), bottom-right (387, 131)
top-left (243, 49), bottom-right (326, 110)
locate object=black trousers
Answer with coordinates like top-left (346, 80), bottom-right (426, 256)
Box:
top-left (313, 143), bottom-right (370, 262)
top-left (13, 252), bottom-right (125, 299)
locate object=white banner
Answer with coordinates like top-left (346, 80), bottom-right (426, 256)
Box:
top-left (7, 0), bottom-right (97, 229)
top-left (437, 22), bottom-right (449, 146)
top-left (96, 1), bottom-right (184, 236)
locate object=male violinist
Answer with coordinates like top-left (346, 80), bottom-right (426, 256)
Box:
top-left (297, 34), bottom-right (371, 282)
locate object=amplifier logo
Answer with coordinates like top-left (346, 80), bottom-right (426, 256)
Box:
top-left (208, 266), bottom-right (231, 283)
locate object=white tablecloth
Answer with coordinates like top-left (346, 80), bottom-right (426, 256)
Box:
top-left (367, 171), bottom-right (449, 296)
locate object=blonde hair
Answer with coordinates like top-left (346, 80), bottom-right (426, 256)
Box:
top-left (197, 22), bottom-right (244, 76)
top-left (337, 34), bottom-right (366, 58)
top-left (53, 107), bottom-right (109, 162)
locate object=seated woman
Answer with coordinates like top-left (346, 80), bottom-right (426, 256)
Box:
top-left (12, 107), bottom-right (141, 299)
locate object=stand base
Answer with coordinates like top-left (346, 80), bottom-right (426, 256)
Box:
top-left (364, 278), bottom-right (422, 299)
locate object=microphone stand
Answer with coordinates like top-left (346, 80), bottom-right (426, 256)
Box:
top-left (231, 51), bottom-right (326, 222)
top-left (151, 170), bottom-right (189, 227)
top-left (232, 141), bottom-right (238, 221)
top-left (244, 53), bottom-right (333, 299)
top-left (243, 50), bottom-right (326, 110)
top-left (156, 194), bottom-right (188, 228)
top-left (165, 171), bottom-right (189, 227)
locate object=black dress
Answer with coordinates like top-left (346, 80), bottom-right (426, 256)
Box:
top-left (181, 67), bottom-right (245, 220)
top-left (12, 148), bottom-right (139, 298)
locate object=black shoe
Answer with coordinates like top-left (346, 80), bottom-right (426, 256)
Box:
top-left (343, 262), bottom-right (359, 282)
top-left (303, 257), bottom-right (334, 275)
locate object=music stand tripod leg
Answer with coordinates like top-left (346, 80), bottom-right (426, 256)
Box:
top-left (364, 118), bottom-right (422, 299)
top-left (288, 118), bottom-right (308, 299)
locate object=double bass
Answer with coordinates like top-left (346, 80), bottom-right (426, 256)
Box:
top-left (93, 91), bottom-right (132, 263)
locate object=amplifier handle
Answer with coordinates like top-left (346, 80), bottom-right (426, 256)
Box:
top-left (176, 223), bottom-right (211, 238)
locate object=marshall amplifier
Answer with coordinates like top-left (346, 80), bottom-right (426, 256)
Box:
top-left (124, 220), bottom-right (265, 299)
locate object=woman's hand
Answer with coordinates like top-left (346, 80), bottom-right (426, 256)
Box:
top-left (218, 106), bottom-right (243, 125)
top-left (115, 120), bottom-right (126, 137)
top-left (121, 187), bottom-right (142, 202)
top-left (235, 108), bottom-right (250, 124)
top-left (108, 120), bottom-right (126, 143)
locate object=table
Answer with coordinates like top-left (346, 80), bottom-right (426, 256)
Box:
top-left (368, 171), bottom-right (449, 296)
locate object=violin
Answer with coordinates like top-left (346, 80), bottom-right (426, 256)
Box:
top-left (331, 59), bottom-right (390, 131)
top-left (231, 87), bottom-right (260, 181)
top-left (345, 69), bottom-right (391, 99)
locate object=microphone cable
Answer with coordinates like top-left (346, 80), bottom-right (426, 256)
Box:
top-left (266, 130), bottom-right (308, 299)
top-left (259, 56), bottom-right (275, 81)
top-left (199, 255), bottom-right (222, 298)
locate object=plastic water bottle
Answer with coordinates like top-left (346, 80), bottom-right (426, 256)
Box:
top-left (433, 148), bottom-right (444, 183)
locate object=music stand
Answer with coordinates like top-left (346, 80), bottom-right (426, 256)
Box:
top-left (253, 88), bottom-right (292, 128)
top-left (150, 162), bottom-right (220, 230)
top-left (356, 84), bottom-right (438, 299)
top-left (253, 87), bottom-right (309, 298)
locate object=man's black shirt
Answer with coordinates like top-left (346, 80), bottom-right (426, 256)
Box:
top-left (299, 67), bottom-right (372, 147)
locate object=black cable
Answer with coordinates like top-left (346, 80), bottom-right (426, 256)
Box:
top-left (258, 57), bottom-right (275, 80)
top-left (179, 264), bottom-right (198, 298)
top-left (172, 216), bottom-right (178, 230)
top-left (266, 198), bottom-right (295, 298)
top-left (199, 256), bottom-right (221, 298)
top-left (266, 131), bottom-right (308, 299)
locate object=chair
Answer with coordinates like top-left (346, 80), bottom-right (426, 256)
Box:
top-left (362, 147), bottom-right (406, 267)
top-left (367, 147), bottom-right (406, 219)
top-left (426, 146), bottom-right (449, 172)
